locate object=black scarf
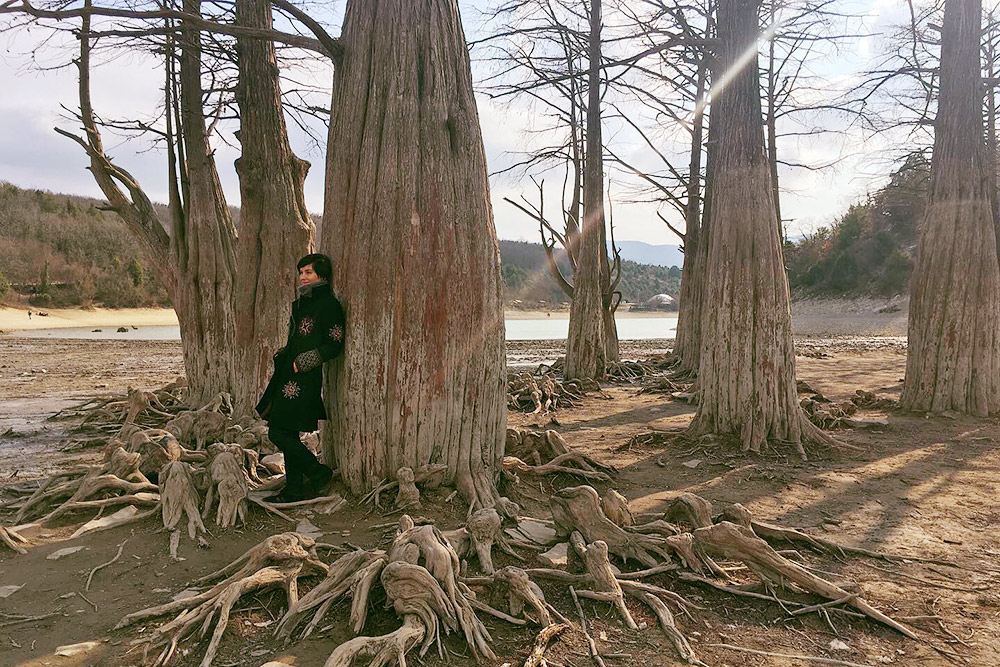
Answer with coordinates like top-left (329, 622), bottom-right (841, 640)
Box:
top-left (297, 279), bottom-right (329, 299)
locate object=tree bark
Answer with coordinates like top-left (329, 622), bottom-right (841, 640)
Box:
top-left (671, 54), bottom-right (709, 375)
top-left (565, 0), bottom-right (607, 380)
top-left (232, 0), bottom-right (315, 414)
top-left (900, 0), bottom-right (1000, 416)
top-left (689, 0), bottom-right (823, 458)
top-left (766, 0), bottom-right (783, 242)
top-left (321, 0), bottom-right (508, 511)
top-left (170, 0), bottom-right (241, 408)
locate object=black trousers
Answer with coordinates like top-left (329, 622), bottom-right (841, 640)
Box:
top-left (268, 426), bottom-right (323, 491)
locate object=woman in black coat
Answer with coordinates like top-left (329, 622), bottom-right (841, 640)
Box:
top-left (255, 253), bottom-right (345, 502)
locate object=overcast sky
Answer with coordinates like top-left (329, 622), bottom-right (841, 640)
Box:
top-left (0, 0), bottom-right (911, 246)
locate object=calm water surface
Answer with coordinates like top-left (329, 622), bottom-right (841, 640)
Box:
top-left (10, 316), bottom-right (678, 341)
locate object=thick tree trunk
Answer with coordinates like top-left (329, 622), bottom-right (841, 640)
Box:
top-left (321, 0), bottom-right (508, 511)
top-left (689, 0), bottom-right (824, 458)
top-left (671, 57), bottom-right (709, 375)
top-left (232, 0), bottom-right (315, 414)
top-left (170, 0), bottom-right (240, 408)
top-left (565, 0), bottom-right (607, 380)
top-left (900, 0), bottom-right (1000, 416)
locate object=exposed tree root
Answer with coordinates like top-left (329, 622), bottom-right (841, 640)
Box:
top-left (508, 372), bottom-right (585, 413)
top-left (201, 450), bottom-right (247, 528)
top-left (118, 533), bottom-right (327, 667)
top-left (159, 461), bottom-right (207, 560)
top-left (360, 464), bottom-right (446, 509)
top-left (523, 622), bottom-right (568, 667)
top-left (0, 524), bottom-right (29, 554)
top-left (504, 430), bottom-right (616, 484)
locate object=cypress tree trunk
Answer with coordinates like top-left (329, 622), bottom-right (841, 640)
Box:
top-left (901, 0), bottom-right (1000, 416)
top-left (321, 0), bottom-right (508, 512)
top-left (671, 56), bottom-right (709, 375)
top-left (232, 0), bottom-right (315, 414)
top-left (170, 0), bottom-right (240, 408)
top-left (565, 0), bottom-right (607, 380)
top-left (689, 0), bottom-right (827, 458)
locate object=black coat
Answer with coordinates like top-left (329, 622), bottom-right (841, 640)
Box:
top-left (255, 282), bottom-right (346, 432)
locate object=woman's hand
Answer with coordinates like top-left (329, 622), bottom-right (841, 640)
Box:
top-left (293, 362), bottom-right (299, 372)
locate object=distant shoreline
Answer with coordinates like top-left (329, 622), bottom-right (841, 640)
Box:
top-left (0, 305), bottom-right (674, 333)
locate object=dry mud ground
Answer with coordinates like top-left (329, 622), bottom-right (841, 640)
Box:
top-left (1, 337), bottom-right (999, 667)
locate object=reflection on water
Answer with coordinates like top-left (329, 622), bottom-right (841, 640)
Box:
top-left (9, 316), bottom-right (679, 342)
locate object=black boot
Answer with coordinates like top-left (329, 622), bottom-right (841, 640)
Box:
top-left (303, 464), bottom-right (333, 499)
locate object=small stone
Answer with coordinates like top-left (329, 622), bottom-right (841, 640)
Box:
top-left (296, 519), bottom-right (322, 539)
top-left (0, 584), bottom-right (23, 598)
top-left (682, 459), bottom-right (702, 469)
top-left (47, 546), bottom-right (86, 560)
top-left (538, 543), bottom-right (569, 568)
top-left (829, 639), bottom-right (850, 651)
top-left (55, 641), bottom-right (102, 657)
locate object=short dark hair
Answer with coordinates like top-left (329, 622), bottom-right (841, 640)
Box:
top-left (297, 253), bottom-right (332, 281)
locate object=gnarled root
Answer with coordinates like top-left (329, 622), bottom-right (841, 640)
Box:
top-left (1, 524), bottom-right (29, 554)
top-left (276, 549), bottom-right (387, 641)
top-left (324, 517), bottom-right (497, 666)
top-left (160, 461), bottom-right (206, 560)
top-left (118, 532), bottom-right (327, 666)
top-left (495, 566), bottom-right (552, 625)
top-left (201, 451), bottom-right (247, 528)
top-left (324, 615), bottom-right (425, 667)
top-left (692, 521), bottom-right (918, 639)
top-left (394, 467), bottom-right (421, 510)
top-left (600, 489), bottom-right (633, 527)
top-left (442, 507), bottom-right (512, 575)
top-left (523, 623), bottom-right (568, 667)
top-left (551, 486), bottom-right (670, 567)
top-left (360, 464), bottom-right (446, 509)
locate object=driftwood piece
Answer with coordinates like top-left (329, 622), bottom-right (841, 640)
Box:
top-left (664, 493), bottom-right (714, 529)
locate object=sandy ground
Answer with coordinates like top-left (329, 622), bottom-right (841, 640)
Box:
top-left (0, 306), bottom-right (179, 332)
top-left (4, 331), bottom-right (999, 667)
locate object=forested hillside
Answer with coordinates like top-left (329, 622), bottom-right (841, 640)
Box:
top-left (499, 240), bottom-right (681, 305)
top-left (0, 184), bottom-right (682, 309)
top-left (0, 182), bottom-right (169, 307)
top-left (786, 153), bottom-right (927, 297)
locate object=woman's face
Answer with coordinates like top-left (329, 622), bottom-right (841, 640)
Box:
top-left (299, 264), bottom-right (322, 286)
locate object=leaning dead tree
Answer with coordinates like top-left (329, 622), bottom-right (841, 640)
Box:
top-left (321, 0), bottom-right (511, 514)
top-left (688, 0), bottom-right (833, 458)
top-left (901, 0), bottom-right (1000, 415)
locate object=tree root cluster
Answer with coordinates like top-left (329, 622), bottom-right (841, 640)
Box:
top-left (508, 372), bottom-right (588, 413)
top-left (503, 429), bottom-right (616, 484)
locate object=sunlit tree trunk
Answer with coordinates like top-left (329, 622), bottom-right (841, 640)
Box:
top-left (565, 0), bottom-right (607, 380)
top-left (321, 0), bottom-right (508, 512)
top-left (689, 0), bottom-right (829, 458)
top-left (901, 0), bottom-right (1000, 415)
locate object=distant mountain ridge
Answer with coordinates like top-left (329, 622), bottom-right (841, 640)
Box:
top-left (610, 240), bottom-right (684, 268)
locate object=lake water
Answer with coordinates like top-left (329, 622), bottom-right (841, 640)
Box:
top-left (9, 316), bottom-right (678, 341)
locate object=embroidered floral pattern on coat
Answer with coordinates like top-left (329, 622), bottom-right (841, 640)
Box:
top-left (298, 316), bottom-right (314, 336)
top-left (329, 325), bottom-right (343, 342)
top-left (294, 349), bottom-right (323, 373)
top-left (282, 381), bottom-right (301, 399)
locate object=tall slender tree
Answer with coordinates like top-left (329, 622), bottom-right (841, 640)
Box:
top-left (565, 0), bottom-right (608, 379)
top-left (689, 0), bottom-right (830, 458)
top-left (321, 0), bottom-right (510, 512)
top-left (901, 0), bottom-right (1000, 415)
